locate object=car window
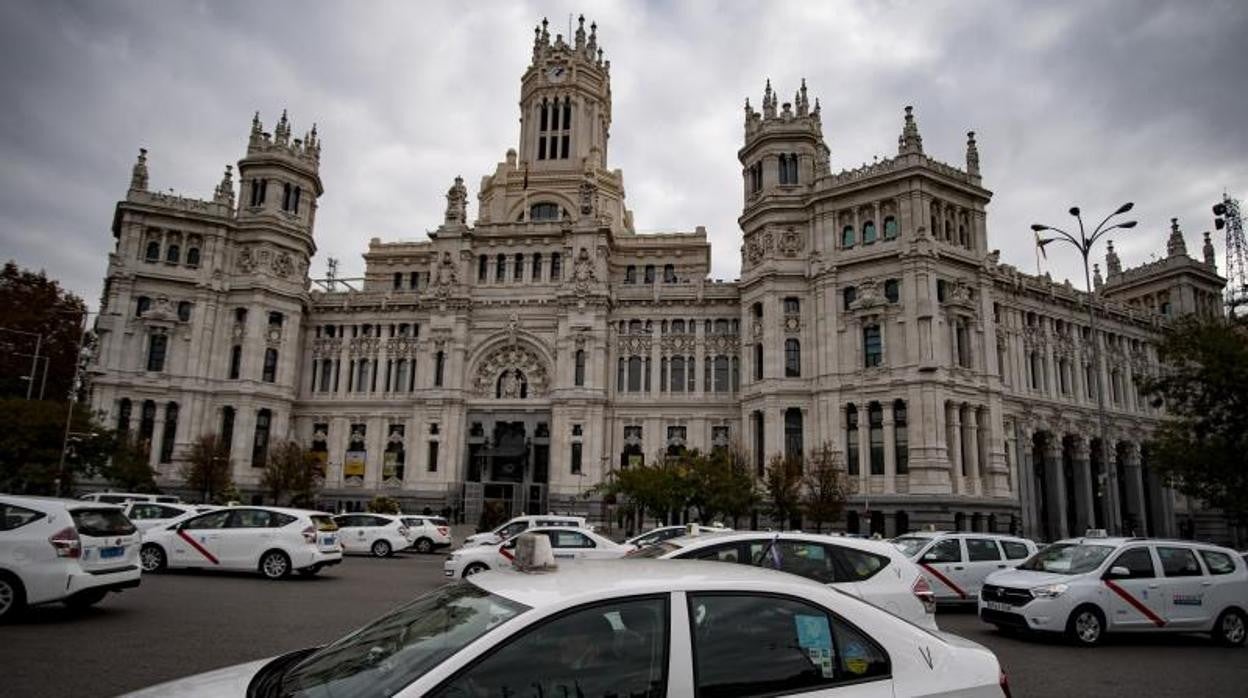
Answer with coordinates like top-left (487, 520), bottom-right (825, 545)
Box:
top-left (270, 512), bottom-right (296, 527)
top-left (0, 504), bottom-right (44, 531)
top-left (1001, 541), bottom-right (1031, 560)
top-left (690, 543), bottom-right (743, 563)
top-left (546, 531), bottom-right (595, 549)
top-left (1157, 547), bottom-right (1203, 577)
top-left (966, 539), bottom-right (1003, 562)
top-left (228, 509), bottom-right (272, 528)
top-left (924, 539), bottom-right (962, 563)
top-left (834, 546), bottom-right (890, 582)
top-left (1109, 547), bottom-right (1156, 579)
top-left (1199, 550), bottom-right (1236, 575)
top-left (688, 593), bottom-right (890, 697)
top-left (891, 537), bottom-right (929, 558)
top-left (310, 515), bottom-right (338, 532)
top-left (762, 541), bottom-right (838, 584)
top-left (431, 596), bottom-right (668, 698)
top-left (159, 505), bottom-right (187, 518)
top-left (98, 495), bottom-right (130, 504)
top-left (498, 521), bottom-right (528, 538)
top-left (182, 510), bottom-right (232, 530)
top-left (127, 503), bottom-right (162, 520)
top-left (71, 508), bottom-right (137, 536)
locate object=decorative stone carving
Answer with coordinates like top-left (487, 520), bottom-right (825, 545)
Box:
top-left (445, 175), bottom-right (468, 224)
top-left (777, 227), bottom-right (802, 257)
top-left (473, 343), bottom-right (549, 398)
top-left (569, 247), bottom-right (597, 294)
top-left (849, 280), bottom-right (885, 311)
top-left (783, 313), bottom-right (802, 334)
top-left (237, 246), bottom-right (256, 273)
top-left (617, 334), bottom-right (652, 354)
top-left (312, 337), bottom-right (341, 357)
top-left (348, 337), bottom-right (381, 356)
top-left (660, 334), bottom-right (696, 353)
top-left (273, 252), bottom-right (294, 278)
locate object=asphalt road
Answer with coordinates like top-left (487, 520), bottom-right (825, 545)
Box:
top-left (1, 553), bottom-right (1245, 697)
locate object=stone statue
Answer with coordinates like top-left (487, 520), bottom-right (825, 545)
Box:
top-left (445, 175), bottom-right (468, 224)
top-left (436, 251), bottom-right (457, 286)
top-left (571, 247), bottom-right (596, 293)
top-left (499, 369), bottom-right (520, 398)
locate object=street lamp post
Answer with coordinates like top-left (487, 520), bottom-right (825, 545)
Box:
top-left (1032, 203), bottom-right (1137, 536)
top-left (56, 309), bottom-right (95, 497)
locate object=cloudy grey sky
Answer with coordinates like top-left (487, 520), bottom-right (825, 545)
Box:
top-left (2, 0), bottom-right (1246, 307)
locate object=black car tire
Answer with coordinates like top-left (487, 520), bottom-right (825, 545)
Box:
top-left (260, 550), bottom-right (291, 580)
top-left (371, 540), bottom-right (392, 558)
top-left (140, 543), bottom-right (167, 573)
top-left (1213, 608), bottom-right (1247, 647)
top-left (414, 538), bottom-right (433, 554)
top-left (1066, 605), bottom-right (1106, 647)
top-left (0, 572), bottom-right (26, 623)
top-left (463, 562), bottom-right (489, 577)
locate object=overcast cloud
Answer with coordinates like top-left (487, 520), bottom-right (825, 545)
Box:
top-left (2, 0), bottom-right (1246, 306)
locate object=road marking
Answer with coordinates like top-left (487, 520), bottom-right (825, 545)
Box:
top-left (177, 529), bottom-right (219, 565)
top-left (920, 563), bottom-right (967, 599)
top-left (1104, 580), bottom-right (1165, 627)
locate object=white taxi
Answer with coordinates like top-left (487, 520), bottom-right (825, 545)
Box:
top-left (123, 559), bottom-right (1010, 697)
top-left (140, 506), bottom-right (342, 579)
top-left (333, 513), bottom-right (409, 557)
top-left (630, 530), bottom-right (938, 630)
top-left (122, 501), bottom-right (218, 532)
top-left (1, 495), bottom-right (142, 621)
top-left (444, 526), bottom-right (625, 578)
top-left (625, 522), bottom-right (732, 549)
top-left (461, 513), bottom-right (587, 547)
top-left (979, 536), bottom-right (1248, 646)
top-left (893, 532), bottom-right (1038, 604)
top-left (400, 515), bottom-right (453, 553)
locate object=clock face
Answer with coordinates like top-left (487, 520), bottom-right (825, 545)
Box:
top-left (546, 65), bottom-right (567, 82)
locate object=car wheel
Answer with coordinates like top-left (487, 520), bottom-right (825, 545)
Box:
top-left (65, 588), bottom-right (108, 610)
top-left (140, 544), bottom-right (167, 573)
top-left (414, 538), bottom-right (433, 554)
top-left (371, 540), bottom-right (393, 558)
top-left (297, 566), bottom-right (321, 578)
top-left (0, 573), bottom-right (26, 623)
top-left (1066, 605), bottom-right (1105, 647)
top-left (462, 562), bottom-right (488, 577)
top-left (1213, 608), bottom-right (1247, 647)
top-left (260, 550), bottom-right (291, 580)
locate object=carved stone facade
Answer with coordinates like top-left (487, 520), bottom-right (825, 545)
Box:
top-left (88, 17), bottom-right (1235, 542)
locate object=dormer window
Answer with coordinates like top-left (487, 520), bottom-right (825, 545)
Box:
top-left (536, 96), bottom-right (572, 160)
top-left (530, 202), bottom-right (561, 221)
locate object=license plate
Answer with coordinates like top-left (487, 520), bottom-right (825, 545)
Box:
top-left (320, 535), bottom-right (337, 547)
top-left (100, 546), bottom-right (125, 559)
top-left (984, 601), bottom-right (1013, 613)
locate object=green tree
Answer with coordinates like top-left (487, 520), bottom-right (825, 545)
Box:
top-left (801, 443), bottom-right (849, 533)
top-left (367, 495), bottom-right (401, 514)
top-left (0, 261), bottom-right (88, 401)
top-left (261, 441), bottom-right (325, 507)
top-left (0, 398), bottom-right (111, 494)
top-left (762, 453), bottom-right (804, 528)
top-left (181, 433), bottom-right (232, 503)
top-left (1140, 314), bottom-right (1248, 525)
top-left (694, 445), bottom-right (758, 527)
top-left (104, 432), bottom-right (158, 492)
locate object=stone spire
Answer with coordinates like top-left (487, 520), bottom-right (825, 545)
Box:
top-left (1203, 231), bottom-right (1217, 269)
top-left (249, 111), bottom-right (263, 148)
top-left (213, 165), bottom-right (235, 207)
top-left (274, 109), bottom-right (291, 145)
top-left (574, 14), bottom-right (586, 50)
top-left (129, 148), bottom-right (149, 191)
top-left (1167, 217), bottom-right (1187, 258)
top-left (898, 105), bottom-right (923, 155)
top-left (966, 131), bottom-right (980, 176)
top-left (1105, 240), bottom-right (1122, 275)
top-left (762, 79), bottom-right (776, 119)
top-left (1093, 263), bottom-right (1104, 290)
top-left (587, 20), bottom-right (597, 55)
top-left (796, 78), bottom-right (810, 116)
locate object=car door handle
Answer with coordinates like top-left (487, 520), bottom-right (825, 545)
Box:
top-left (997, 564), bottom-right (1007, 569)
top-left (1148, 584), bottom-right (1160, 589)
top-left (1201, 581), bottom-right (1213, 587)
top-left (953, 566), bottom-right (965, 571)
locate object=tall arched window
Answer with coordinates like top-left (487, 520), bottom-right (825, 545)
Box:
top-left (394, 359), bottom-right (408, 393)
top-left (714, 355), bottom-right (729, 392)
top-left (670, 356), bottom-right (685, 393)
top-left (159, 402), bottom-right (178, 464)
top-left (262, 348), bottom-right (278, 383)
top-left (229, 345), bottom-right (242, 379)
top-left (863, 325), bottom-right (883, 367)
top-left (165, 243), bottom-right (180, 263)
top-left (784, 407), bottom-right (803, 460)
top-left (574, 349), bottom-right (586, 386)
top-left (186, 247), bottom-right (200, 267)
top-left (252, 408), bottom-right (271, 467)
top-left (842, 225), bottom-right (855, 247)
top-left (862, 220), bottom-right (877, 244)
top-left (513, 253), bottom-right (524, 282)
top-left (145, 240), bottom-right (160, 261)
top-left (687, 356), bottom-right (696, 392)
top-left (138, 400), bottom-right (156, 455)
top-left (478, 255), bottom-right (488, 282)
top-left (117, 398), bottom-right (132, 433)
top-left (868, 402), bottom-right (884, 475)
top-left (495, 254), bottom-right (506, 282)
top-left (845, 404), bottom-right (860, 475)
top-left (883, 216), bottom-right (899, 240)
top-left (550, 252), bottom-right (562, 280)
top-left (894, 399), bottom-right (909, 474)
top-left (532, 252), bottom-right (543, 280)
top-left (753, 343), bottom-right (763, 380)
top-left (434, 351), bottom-right (446, 387)
top-left (784, 338), bottom-right (801, 377)
top-left (147, 333), bottom-right (168, 372)
top-left (627, 356), bottom-right (642, 392)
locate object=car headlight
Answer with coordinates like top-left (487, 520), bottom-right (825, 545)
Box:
top-left (1030, 583), bottom-right (1069, 599)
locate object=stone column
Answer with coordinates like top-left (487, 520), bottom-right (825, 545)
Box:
top-left (1071, 436), bottom-right (1096, 533)
top-left (947, 403), bottom-right (963, 494)
top-left (1044, 435), bottom-right (1068, 539)
top-left (965, 408), bottom-right (981, 495)
top-left (882, 402), bottom-right (896, 492)
top-left (1122, 442), bottom-right (1147, 536)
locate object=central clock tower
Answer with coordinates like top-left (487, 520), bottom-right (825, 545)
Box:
top-left (518, 15), bottom-right (612, 173)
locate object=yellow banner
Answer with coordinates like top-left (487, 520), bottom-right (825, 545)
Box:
top-left (344, 451), bottom-right (366, 477)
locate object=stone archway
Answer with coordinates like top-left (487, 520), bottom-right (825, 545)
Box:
top-left (471, 342), bottom-right (550, 399)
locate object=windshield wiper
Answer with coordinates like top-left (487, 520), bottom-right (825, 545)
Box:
top-left (247, 646), bottom-right (319, 698)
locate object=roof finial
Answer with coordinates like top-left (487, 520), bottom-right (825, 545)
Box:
top-left (966, 130), bottom-right (980, 176)
top-left (214, 164), bottom-right (235, 207)
top-left (1105, 239), bottom-right (1121, 275)
top-left (898, 105), bottom-right (923, 155)
top-left (1093, 263), bottom-right (1104, 290)
top-left (129, 147), bottom-right (149, 191)
top-left (1167, 217), bottom-right (1188, 258)
top-left (1203, 230), bottom-right (1217, 269)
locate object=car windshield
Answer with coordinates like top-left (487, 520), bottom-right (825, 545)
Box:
top-left (625, 541), bottom-right (681, 559)
top-left (1019, 543), bottom-right (1114, 575)
top-left (71, 508), bottom-right (137, 536)
top-left (891, 537), bottom-right (930, 557)
top-left (310, 515), bottom-right (338, 532)
top-left (279, 582), bottom-right (528, 697)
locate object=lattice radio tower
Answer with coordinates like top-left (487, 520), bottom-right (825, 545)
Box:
top-left (1213, 194), bottom-right (1248, 314)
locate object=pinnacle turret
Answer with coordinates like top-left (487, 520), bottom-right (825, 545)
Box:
top-left (245, 110), bottom-right (321, 167)
top-left (1203, 231), bottom-right (1217, 269)
top-left (1167, 218), bottom-right (1188, 258)
top-left (1105, 240), bottom-right (1122, 275)
top-left (966, 131), bottom-right (980, 176)
top-left (530, 14), bottom-right (606, 68)
top-left (129, 148), bottom-right (149, 191)
top-left (213, 165), bottom-right (235, 207)
top-left (898, 106), bottom-right (923, 155)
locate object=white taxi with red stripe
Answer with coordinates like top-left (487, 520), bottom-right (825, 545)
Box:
top-left (139, 506), bottom-right (342, 580)
top-left (893, 532), bottom-right (1038, 604)
top-left (979, 536), bottom-right (1248, 647)
top-left (443, 526), bottom-right (625, 578)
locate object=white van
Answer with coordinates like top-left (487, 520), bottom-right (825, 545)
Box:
top-left (79, 492), bottom-right (182, 505)
top-left (892, 531), bottom-right (1038, 603)
top-left (462, 514), bottom-right (587, 547)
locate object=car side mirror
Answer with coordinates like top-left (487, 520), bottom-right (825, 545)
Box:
top-left (1107, 566), bottom-right (1131, 578)
top-left (921, 552), bottom-right (939, 562)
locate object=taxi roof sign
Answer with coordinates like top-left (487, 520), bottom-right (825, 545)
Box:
top-left (1084, 528), bottom-right (1108, 538)
top-left (513, 532), bottom-right (557, 572)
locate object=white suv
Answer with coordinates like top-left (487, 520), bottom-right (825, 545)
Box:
top-left (122, 502), bottom-right (217, 532)
top-left (0, 495), bottom-right (142, 621)
top-left (893, 531), bottom-right (1038, 603)
top-left (400, 516), bottom-right (453, 553)
top-left (980, 536), bottom-right (1248, 646)
top-left (334, 513), bottom-right (410, 557)
top-left (462, 514), bottom-right (587, 547)
top-left (140, 506), bottom-right (342, 579)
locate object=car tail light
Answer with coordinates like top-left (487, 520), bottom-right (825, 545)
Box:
top-left (999, 670), bottom-right (1012, 698)
top-left (912, 575), bottom-right (936, 613)
top-left (437, 526), bottom-right (449, 536)
top-left (49, 526), bottom-right (81, 558)
top-left (302, 525), bottom-right (317, 544)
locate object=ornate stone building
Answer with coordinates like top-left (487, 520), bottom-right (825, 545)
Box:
top-left (90, 17), bottom-right (1232, 540)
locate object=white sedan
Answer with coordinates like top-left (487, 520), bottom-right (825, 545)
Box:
top-left (444, 526), bottom-right (626, 578)
top-left (332, 513), bottom-right (410, 557)
top-left (139, 506), bottom-right (342, 579)
top-left (122, 560), bottom-right (1010, 697)
top-left (629, 531), bottom-right (938, 630)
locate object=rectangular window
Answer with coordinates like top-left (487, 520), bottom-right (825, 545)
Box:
top-left (571, 442), bottom-right (582, 474)
top-left (752, 410), bottom-right (765, 477)
top-left (784, 408), bottom-right (803, 461)
top-left (550, 253), bottom-right (562, 281)
top-left (863, 325), bottom-right (883, 367)
top-left (147, 334), bottom-right (168, 372)
top-left (262, 348), bottom-right (278, 383)
top-left (393, 272), bottom-right (402, 290)
top-left (427, 441), bottom-right (439, 472)
top-left (754, 343), bottom-right (763, 380)
top-left (434, 352), bottom-right (445, 387)
top-left (228, 345), bottom-right (242, 379)
top-left (574, 350), bottom-right (586, 386)
top-left (894, 402), bottom-right (909, 475)
top-left (252, 409), bottom-right (271, 468)
top-left (868, 403), bottom-right (884, 475)
top-left (846, 407), bottom-right (860, 475)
